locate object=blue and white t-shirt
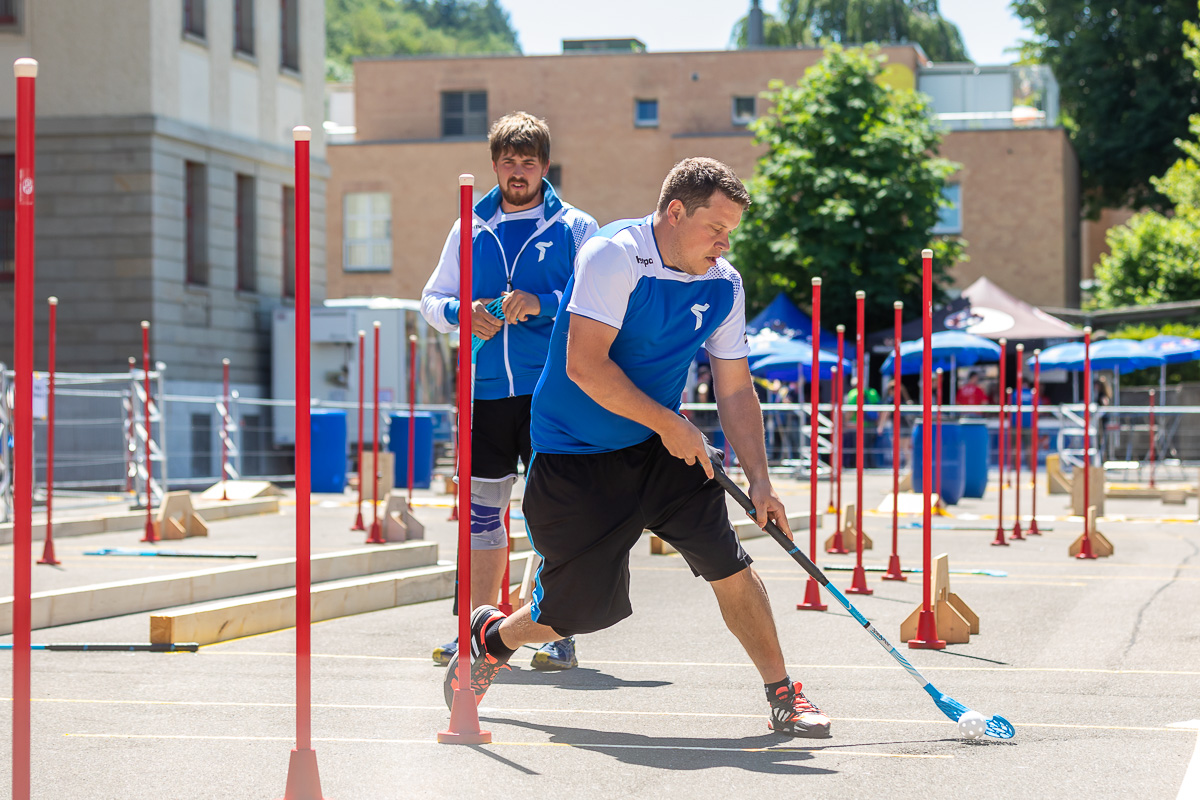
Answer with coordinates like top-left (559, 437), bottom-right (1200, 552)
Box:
top-left (531, 219), bottom-right (750, 454)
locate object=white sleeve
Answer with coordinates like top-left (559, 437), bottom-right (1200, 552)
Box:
top-left (420, 221), bottom-right (463, 335)
top-left (566, 239), bottom-right (635, 330)
top-left (704, 276), bottom-right (751, 360)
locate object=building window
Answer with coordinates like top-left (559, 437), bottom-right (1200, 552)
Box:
top-left (191, 413), bottom-right (213, 477)
top-left (933, 184), bottom-right (962, 235)
top-left (234, 0), bottom-right (255, 56)
top-left (185, 162), bottom-right (209, 286)
top-left (236, 175), bottom-right (257, 292)
top-left (343, 193), bottom-right (392, 273)
top-left (0, 155), bottom-right (12, 280)
top-left (546, 165), bottom-right (562, 192)
top-left (280, 0), bottom-right (299, 72)
top-left (0, 0), bottom-right (21, 28)
top-left (282, 185), bottom-right (296, 298)
top-left (183, 0), bottom-right (206, 39)
top-left (441, 91), bottom-right (488, 138)
top-left (732, 96), bottom-right (756, 126)
top-left (635, 99), bottom-right (659, 128)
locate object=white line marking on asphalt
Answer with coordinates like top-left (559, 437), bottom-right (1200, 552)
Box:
top-left (1168, 720), bottom-right (1200, 800)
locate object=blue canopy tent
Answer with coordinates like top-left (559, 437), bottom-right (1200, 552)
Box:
top-left (749, 339), bottom-right (854, 382)
top-left (699, 291), bottom-right (843, 365)
top-left (1031, 338), bottom-right (1166, 403)
top-left (1141, 335), bottom-right (1200, 400)
top-left (879, 331), bottom-right (1002, 399)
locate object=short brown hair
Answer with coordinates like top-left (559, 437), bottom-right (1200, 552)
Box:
top-left (488, 112), bottom-right (551, 164)
top-left (656, 157), bottom-right (750, 216)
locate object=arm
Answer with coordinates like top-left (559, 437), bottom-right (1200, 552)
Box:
top-left (420, 221), bottom-right (504, 339)
top-left (709, 356), bottom-right (792, 537)
top-left (566, 314), bottom-right (713, 477)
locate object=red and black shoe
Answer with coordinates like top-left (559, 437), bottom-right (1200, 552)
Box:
top-left (768, 681), bottom-right (832, 738)
top-left (442, 604), bottom-right (511, 710)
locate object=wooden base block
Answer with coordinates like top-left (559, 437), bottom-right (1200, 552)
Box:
top-left (899, 553), bottom-right (977, 644)
top-left (1070, 468), bottom-right (1105, 516)
top-left (898, 473), bottom-right (912, 492)
top-left (1068, 507), bottom-right (1114, 557)
top-left (1046, 454), bottom-right (1071, 495)
top-left (381, 492), bottom-right (425, 542)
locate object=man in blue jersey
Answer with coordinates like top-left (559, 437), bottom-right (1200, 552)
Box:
top-left (421, 112), bottom-right (597, 671)
top-left (443, 158), bottom-right (832, 739)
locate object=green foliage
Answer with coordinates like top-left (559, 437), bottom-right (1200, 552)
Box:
top-left (731, 0), bottom-right (969, 62)
top-left (1092, 8), bottom-right (1200, 308)
top-left (1011, 0), bottom-right (1200, 217)
top-left (325, 0), bottom-right (519, 80)
top-left (1108, 322), bottom-right (1200, 384)
top-left (730, 44), bottom-right (965, 333)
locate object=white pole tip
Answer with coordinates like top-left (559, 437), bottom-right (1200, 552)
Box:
top-left (409, 334), bottom-right (418, 343)
top-left (999, 337), bottom-right (1007, 345)
top-left (141, 320), bottom-right (150, 329)
top-left (459, 174), bottom-right (475, 186)
top-left (293, 126), bottom-right (312, 141)
top-left (836, 324), bottom-right (844, 332)
top-left (358, 330), bottom-right (366, 337)
top-left (373, 320), bottom-right (381, 328)
top-left (48, 296), bottom-right (58, 306)
top-left (812, 277), bottom-right (822, 286)
top-left (1017, 344), bottom-right (1024, 351)
top-left (1084, 326), bottom-right (1092, 334)
top-left (894, 300), bottom-right (903, 309)
top-left (14, 58), bottom-right (38, 78)
top-left (921, 248), bottom-right (933, 258)
top-left (222, 358), bottom-right (230, 365)
top-left (1034, 349), bottom-right (1041, 355)
top-left (855, 290), bottom-right (865, 299)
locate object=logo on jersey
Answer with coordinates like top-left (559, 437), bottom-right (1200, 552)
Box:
top-left (691, 303), bottom-right (710, 330)
top-left (635, 255), bottom-right (655, 266)
top-left (535, 241), bottom-right (553, 262)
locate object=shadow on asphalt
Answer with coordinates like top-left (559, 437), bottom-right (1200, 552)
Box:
top-left (486, 718), bottom-right (838, 775)
top-left (495, 665), bottom-right (671, 692)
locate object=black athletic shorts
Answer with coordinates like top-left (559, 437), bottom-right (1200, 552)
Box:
top-left (471, 395), bottom-right (532, 480)
top-left (522, 434), bottom-right (753, 637)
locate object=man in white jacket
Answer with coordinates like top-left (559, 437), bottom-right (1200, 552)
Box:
top-left (421, 111), bottom-right (597, 670)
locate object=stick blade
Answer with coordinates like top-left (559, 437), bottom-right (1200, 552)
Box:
top-left (929, 687), bottom-right (1016, 739)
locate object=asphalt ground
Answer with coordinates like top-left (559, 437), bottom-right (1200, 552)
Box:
top-left (2, 470), bottom-right (1199, 799)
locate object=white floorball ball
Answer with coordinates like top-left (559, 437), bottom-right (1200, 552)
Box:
top-left (958, 710), bottom-right (988, 739)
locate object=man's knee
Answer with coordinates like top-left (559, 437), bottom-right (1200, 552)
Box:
top-left (469, 477), bottom-right (515, 551)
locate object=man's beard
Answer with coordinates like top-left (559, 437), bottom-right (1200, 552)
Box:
top-left (500, 179), bottom-right (541, 208)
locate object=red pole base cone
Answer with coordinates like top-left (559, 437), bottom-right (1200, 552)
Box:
top-left (795, 577), bottom-right (827, 611)
top-left (498, 601), bottom-right (513, 615)
top-left (447, 506), bottom-right (459, 522)
top-left (991, 527), bottom-right (1009, 546)
top-left (279, 747), bottom-right (325, 800)
top-left (825, 530), bottom-right (849, 555)
top-left (1010, 522), bottom-right (1024, 541)
top-left (1029, 520), bottom-right (1041, 535)
top-left (882, 554), bottom-right (907, 581)
top-left (1076, 537), bottom-right (1097, 559)
top-left (141, 519), bottom-right (158, 543)
top-left (365, 520), bottom-right (385, 544)
top-left (846, 565), bottom-right (873, 595)
top-left (351, 510), bottom-right (365, 531)
top-left (37, 536), bottom-right (60, 566)
top-left (826, 503), bottom-right (836, 514)
top-left (438, 688), bottom-right (492, 745)
top-left (906, 609), bottom-right (946, 650)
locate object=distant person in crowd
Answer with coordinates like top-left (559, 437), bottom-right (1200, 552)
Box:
top-left (956, 371), bottom-right (989, 406)
top-left (420, 111), bottom-right (597, 672)
top-left (845, 376), bottom-right (882, 466)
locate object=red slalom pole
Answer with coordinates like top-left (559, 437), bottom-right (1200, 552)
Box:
top-left (884, 300), bottom-right (905, 581)
top-left (847, 291), bottom-right (871, 595)
top-left (909, 249), bottom-right (944, 649)
top-left (220, 358), bottom-right (230, 501)
top-left (366, 321), bottom-right (385, 544)
top-left (1148, 389), bottom-right (1156, 489)
top-left (828, 326), bottom-right (844, 517)
top-left (1012, 344), bottom-right (1025, 540)
top-left (125, 357), bottom-right (136, 494)
top-left (992, 338), bottom-right (1009, 546)
top-left (38, 296), bottom-right (60, 565)
top-left (828, 365), bottom-right (840, 515)
top-left (447, 405), bottom-right (459, 522)
top-left (798, 276), bottom-right (826, 611)
top-left (352, 329), bottom-right (366, 530)
top-left (140, 320), bottom-right (157, 543)
top-left (499, 506), bottom-right (513, 614)
top-left (407, 334), bottom-right (417, 507)
top-left (280, 125), bottom-right (325, 800)
top-left (1078, 327), bottom-right (1097, 559)
top-left (440, 174), bottom-right (491, 744)
top-left (1029, 351), bottom-right (1042, 535)
top-left (12, 57), bottom-right (37, 800)
top-left (935, 369), bottom-right (943, 505)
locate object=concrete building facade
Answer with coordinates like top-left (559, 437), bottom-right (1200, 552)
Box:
top-left (326, 44), bottom-right (1082, 310)
top-left (0, 0), bottom-right (327, 484)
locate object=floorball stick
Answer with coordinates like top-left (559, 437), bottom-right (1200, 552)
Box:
top-left (710, 459), bottom-right (1015, 739)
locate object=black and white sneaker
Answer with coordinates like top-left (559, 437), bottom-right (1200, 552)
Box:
top-left (768, 681), bottom-right (832, 738)
top-left (442, 605), bottom-right (511, 710)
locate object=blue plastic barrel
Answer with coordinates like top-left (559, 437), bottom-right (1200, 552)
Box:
top-left (390, 412), bottom-right (434, 489)
top-left (310, 409), bottom-right (347, 493)
top-left (911, 422), bottom-right (966, 505)
top-left (960, 420), bottom-right (990, 499)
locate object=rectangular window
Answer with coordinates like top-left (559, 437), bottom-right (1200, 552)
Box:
top-left (635, 99), bottom-right (659, 128)
top-left (933, 184), bottom-right (963, 235)
top-left (280, 0), bottom-right (300, 71)
top-left (732, 96), bottom-right (756, 126)
top-left (183, 0), bottom-right (206, 39)
top-left (0, 155), bottom-right (12, 280)
top-left (185, 161), bottom-right (209, 285)
top-left (282, 185), bottom-right (296, 298)
top-left (441, 91), bottom-right (488, 137)
top-left (191, 412), bottom-right (213, 477)
top-left (546, 165), bottom-right (562, 192)
top-left (234, 0), bottom-right (255, 56)
top-left (343, 192), bottom-right (392, 273)
top-left (236, 175), bottom-right (257, 292)
top-left (0, 0), bottom-right (20, 27)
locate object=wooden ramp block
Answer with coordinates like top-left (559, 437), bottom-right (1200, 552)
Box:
top-left (360, 451), bottom-right (394, 503)
top-left (898, 472), bottom-right (912, 492)
top-left (1046, 454), bottom-right (1070, 495)
top-left (899, 553), bottom-right (977, 645)
top-left (1070, 469), bottom-right (1106, 517)
top-left (157, 491), bottom-right (207, 540)
top-left (199, 481), bottom-right (282, 501)
top-left (1068, 507), bottom-right (1114, 557)
top-left (381, 491), bottom-right (425, 542)
top-left (1162, 489), bottom-right (1188, 506)
top-left (826, 504), bottom-right (872, 552)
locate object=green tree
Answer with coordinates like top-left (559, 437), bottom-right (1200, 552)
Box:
top-left (731, 0), bottom-right (969, 63)
top-left (730, 44), bottom-right (965, 332)
top-left (1092, 11), bottom-right (1200, 308)
top-left (325, 0), bottom-right (520, 81)
top-left (1012, 0), bottom-right (1200, 217)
